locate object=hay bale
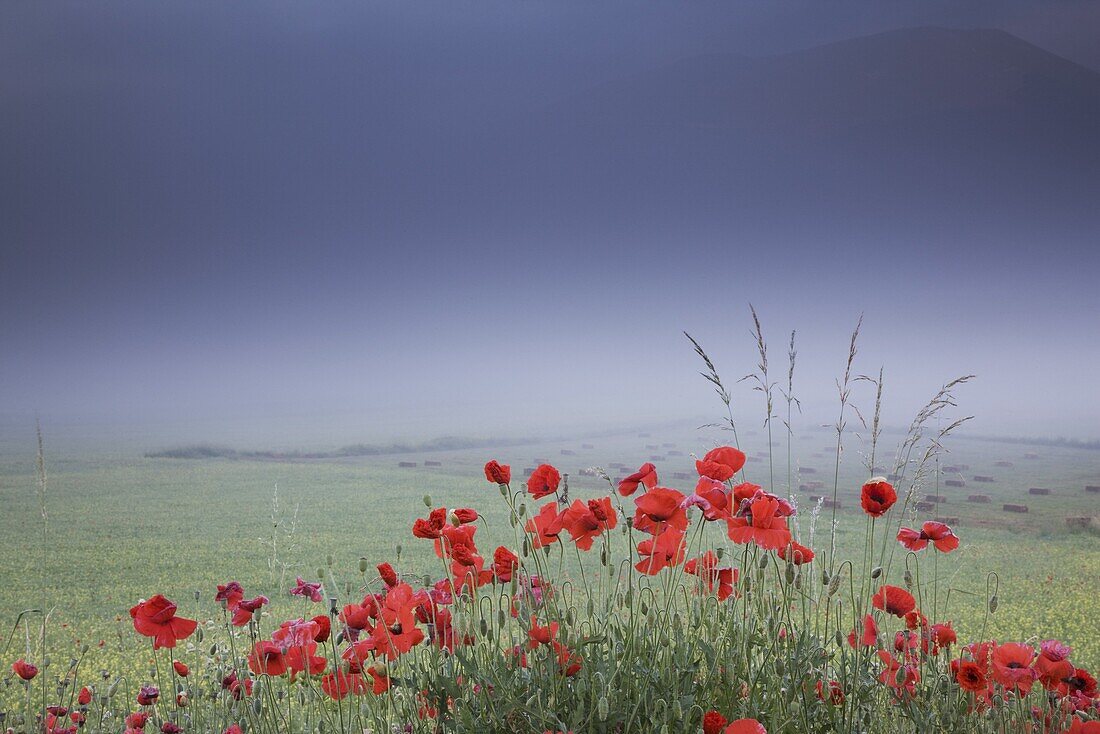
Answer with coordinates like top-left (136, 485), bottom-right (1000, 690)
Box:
top-left (807, 481), bottom-right (824, 490)
top-left (956, 464), bottom-right (971, 471)
top-left (398, 461), bottom-right (417, 468)
top-left (973, 476), bottom-right (995, 483)
top-left (523, 467), bottom-right (535, 475)
top-left (645, 444), bottom-right (659, 451)
top-left (581, 443), bottom-right (594, 450)
top-left (672, 472), bottom-right (691, 480)
top-left (1066, 517), bottom-right (1092, 530)
top-left (936, 517), bottom-right (960, 525)
top-left (798, 483), bottom-right (812, 491)
top-left (424, 460), bottom-right (442, 467)
top-left (649, 455), bottom-right (664, 462)
top-left (1003, 504), bottom-right (1029, 513)
top-left (967, 494), bottom-right (991, 503)
top-left (924, 495), bottom-right (947, 503)
top-left (560, 449), bottom-right (575, 456)
top-left (916, 501), bottom-right (936, 512)
top-left (662, 443), bottom-right (676, 448)
top-left (747, 456), bottom-right (762, 463)
top-left (1085, 485), bottom-right (1100, 494)
top-left (822, 499), bottom-right (842, 509)
top-left (943, 466), bottom-right (961, 473)
top-left (994, 461), bottom-right (1014, 468)
top-left (1028, 487), bottom-right (1051, 496)
top-left (667, 450), bottom-right (684, 457)
top-left (1023, 453), bottom-right (1039, 460)
top-left (798, 467), bottom-right (817, 475)
top-left (945, 480), bottom-right (966, 488)
top-left (887, 473), bottom-right (902, 482)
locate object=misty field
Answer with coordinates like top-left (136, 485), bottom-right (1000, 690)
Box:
top-left (2, 427), bottom-right (1097, 688)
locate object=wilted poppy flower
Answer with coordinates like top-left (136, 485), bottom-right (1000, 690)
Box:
top-left (290, 577), bottom-right (324, 603)
top-left (778, 539), bottom-right (814, 565)
top-left (618, 462), bottom-right (658, 496)
top-left (726, 495), bottom-right (791, 551)
top-left (723, 719), bottom-right (766, 734)
top-left (172, 660), bottom-right (189, 677)
top-left (561, 497), bottom-right (618, 550)
top-left (137, 686), bottom-right (160, 706)
top-left (527, 464), bottom-right (561, 499)
top-left (484, 460), bottom-right (511, 485)
top-left (221, 671), bottom-right (253, 700)
top-left (991, 642), bottom-right (1037, 693)
top-left (231, 596), bottom-right (269, 626)
top-left (552, 641), bottom-right (582, 676)
top-left (635, 527), bottom-right (686, 575)
top-left (377, 562), bottom-right (400, 588)
top-left (248, 641), bottom-right (288, 676)
top-left (860, 478), bottom-right (897, 517)
top-left (130, 595), bottom-right (198, 650)
top-left (12, 658), bottom-right (38, 680)
top-left (897, 521), bottom-right (959, 553)
top-left (702, 711), bottom-right (728, 734)
top-left (633, 487), bottom-right (688, 534)
top-left (872, 585), bottom-right (916, 617)
top-left (696, 446), bottom-right (746, 482)
top-left (161, 723), bottom-right (183, 734)
top-left (525, 502), bottom-right (565, 548)
top-left (125, 712), bottom-right (150, 729)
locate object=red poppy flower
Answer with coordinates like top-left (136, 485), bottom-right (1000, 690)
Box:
top-left (376, 562), bottom-right (400, 588)
top-left (130, 595), bottom-right (198, 650)
top-left (723, 719), bottom-right (766, 734)
top-left (372, 583), bottom-right (425, 660)
top-left (284, 641), bottom-right (327, 680)
top-left (778, 539), bottom-right (814, 565)
top-left (311, 615), bottom-right (331, 643)
top-left (525, 502), bottom-right (565, 548)
top-left (703, 711), bottom-right (728, 734)
top-left (248, 641), bottom-right (288, 676)
top-left (413, 507), bottom-right (449, 540)
top-left (929, 622), bottom-right (957, 653)
top-left (78, 686), bottom-right (93, 705)
top-left (215, 581), bottom-right (244, 608)
top-left (561, 497), bottom-right (618, 550)
top-left (452, 508), bottom-right (479, 525)
top-left (872, 585), bottom-right (916, 617)
top-left (860, 478), bottom-right (897, 517)
top-left (321, 670), bottom-right (366, 701)
top-left (904, 609), bottom-right (927, 630)
top-left (877, 649), bottom-right (920, 698)
top-left (552, 641), bottom-right (582, 676)
top-left (954, 660), bottom-right (988, 693)
top-left (221, 671), bottom-right (253, 700)
top-left (681, 477), bottom-right (732, 521)
top-left (527, 464), bottom-right (561, 499)
top-left (528, 616), bottom-right (559, 649)
top-left (695, 446), bottom-right (746, 481)
top-left (1035, 653), bottom-right (1074, 691)
top-left (726, 495), bottom-right (791, 551)
top-left (137, 685), bottom-right (159, 706)
top-left (125, 712), bottom-right (150, 729)
top-left (290, 577), bottom-right (324, 603)
top-left (492, 546), bottom-right (520, 582)
top-left (231, 596), bottom-right (269, 626)
top-left (11, 658), bottom-right (38, 680)
top-left (366, 665), bottom-right (391, 694)
top-left (633, 487), bottom-right (688, 534)
top-left (1067, 717), bottom-right (1100, 734)
top-left (484, 460), bottom-right (511, 485)
top-left (897, 521), bottom-right (959, 553)
top-left (635, 527), bottom-right (686, 575)
top-left (172, 660), bottom-right (189, 677)
top-left (991, 642), bottom-right (1037, 693)
top-left (224, 726), bottom-right (243, 734)
top-left (684, 551), bottom-right (737, 600)
top-left (816, 680), bottom-right (845, 705)
top-left (847, 614), bottom-right (879, 648)
top-left (618, 462), bottom-right (658, 496)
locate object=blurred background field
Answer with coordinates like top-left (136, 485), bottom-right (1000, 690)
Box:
top-left (1, 420), bottom-right (1097, 687)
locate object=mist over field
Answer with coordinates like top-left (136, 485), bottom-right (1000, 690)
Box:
top-left (3, 1), bottom-right (1100, 453)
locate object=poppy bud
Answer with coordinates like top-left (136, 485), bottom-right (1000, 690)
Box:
top-left (422, 494), bottom-right (432, 507)
top-left (828, 574), bottom-right (842, 596)
top-left (785, 564), bottom-right (795, 584)
top-left (518, 503), bottom-right (527, 517)
top-left (194, 627), bottom-right (204, 644)
top-left (822, 569), bottom-right (830, 586)
top-left (395, 544), bottom-right (403, 557)
top-left (871, 566), bottom-right (882, 579)
top-left (794, 571), bottom-right (802, 589)
top-left (759, 554), bottom-right (771, 570)
top-left (716, 547), bottom-right (725, 560)
top-left (988, 595), bottom-right (998, 613)
top-left (835, 630), bottom-right (844, 647)
top-left (895, 665), bottom-right (908, 686)
top-left (903, 569), bottom-right (914, 588)
top-left (252, 697), bottom-right (263, 715)
top-left (597, 696), bottom-right (609, 721)
top-left (359, 559), bottom-right (369, 573)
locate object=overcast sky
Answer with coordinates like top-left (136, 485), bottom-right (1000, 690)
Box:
top-left (2, 1), bottom-right (1099, 447)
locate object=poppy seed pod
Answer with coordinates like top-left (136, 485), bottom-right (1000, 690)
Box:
top-left (871, 566), bottom-right (882, 579)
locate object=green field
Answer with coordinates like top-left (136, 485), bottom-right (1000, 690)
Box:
top-left (1, 422), bottom-right (1097, 687)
